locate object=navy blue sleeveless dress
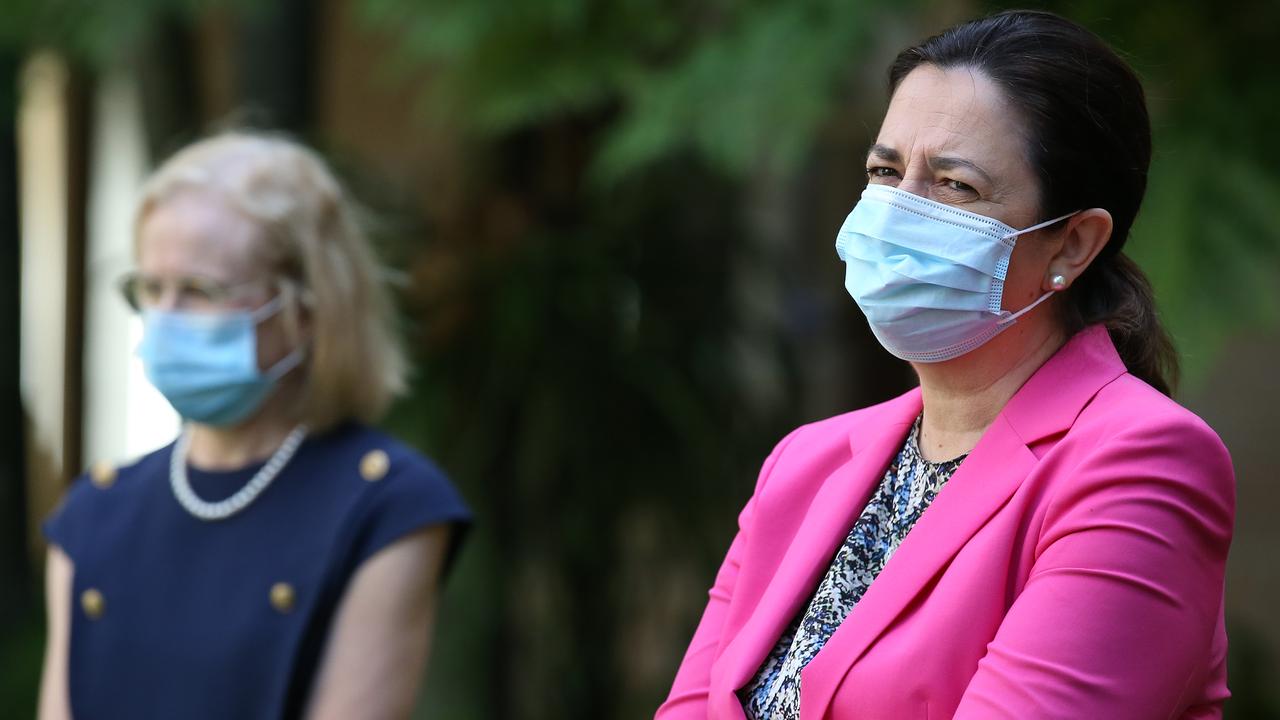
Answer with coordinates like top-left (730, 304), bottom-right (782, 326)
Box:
top-left (43, 422), bottom-right (472, 720)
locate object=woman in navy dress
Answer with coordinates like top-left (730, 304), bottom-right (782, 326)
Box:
top-left (37, 132), bottom-right (471, 719)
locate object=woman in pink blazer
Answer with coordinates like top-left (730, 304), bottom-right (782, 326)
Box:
top-left (658, 10), bottom-right (1235, 720)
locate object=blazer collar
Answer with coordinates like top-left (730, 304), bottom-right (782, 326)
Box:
top-left (998, 324), bottom-right (1127, 446)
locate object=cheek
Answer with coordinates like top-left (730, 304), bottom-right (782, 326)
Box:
top-left (254, 317), bottom-right (291, 369)
top-left (1002, 240), bottom-right (1052, 304)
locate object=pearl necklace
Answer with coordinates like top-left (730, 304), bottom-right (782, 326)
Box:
top-left (170, 425), bottom-right (308, 521)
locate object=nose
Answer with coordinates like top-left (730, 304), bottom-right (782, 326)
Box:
top-left (896, 174), bottom-right (931, 199)
top-left (891, 156), bottom-right (935, 199)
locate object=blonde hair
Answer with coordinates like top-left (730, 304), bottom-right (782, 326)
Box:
top-left (135, 131), bottom-right (408, 431)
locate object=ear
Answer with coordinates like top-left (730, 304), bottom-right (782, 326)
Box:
top-left (1045, 208), bottom-right (1112, 291)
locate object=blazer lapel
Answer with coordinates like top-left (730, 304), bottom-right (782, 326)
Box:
top-left (715, 391), bottom-right (923, 706)
top-left (799, 325), bottom-right (1128, 719)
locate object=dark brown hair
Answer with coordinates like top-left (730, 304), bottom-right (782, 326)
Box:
top-left (888, 9), bottom-right (1178, 394)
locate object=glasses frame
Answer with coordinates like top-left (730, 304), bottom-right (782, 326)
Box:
top-left (117, 272), bottom-right (278, 313)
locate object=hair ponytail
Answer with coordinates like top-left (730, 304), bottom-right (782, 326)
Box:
top-left (1065, 252), bottom-right (1178, 395)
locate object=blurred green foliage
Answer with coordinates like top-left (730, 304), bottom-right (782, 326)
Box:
top-left (349, 2), bottom-right (907, 713)
top-left (358, 0), bottom-right (907, 181)
top-left (0, 611), bottom-right (42, 718)
top-left (391, 173), bottom-right (767, 714)
top-left (358, 0), bottom-right (1280, 386)
top-left (0, 0), bottom-right (207, 62)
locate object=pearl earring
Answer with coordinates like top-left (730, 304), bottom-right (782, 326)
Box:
top-left (1050, 274), bottom-right (1068, 291)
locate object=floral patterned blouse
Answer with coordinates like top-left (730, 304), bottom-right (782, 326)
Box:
top-left (740, 416), bottom-right (965, 719)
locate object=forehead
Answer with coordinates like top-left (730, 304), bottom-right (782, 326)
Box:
top-left (877, 65), bottom-right (1027, 171)
top-left (136, 189), bottom-right (264, 281)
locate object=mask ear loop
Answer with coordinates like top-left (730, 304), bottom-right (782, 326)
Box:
top-left (263, 345), bottom-right (306, 382)
top-left (997, 289), bottom-right (1056, 325)
top-left (1004, 210), bottom-right (1080, 240)
top-left (251, 289), bottom-right (309, 381)
top-left (249, 293), bottom-right (287, 323)
top-left (996, 209), bottom-right (1080, 325)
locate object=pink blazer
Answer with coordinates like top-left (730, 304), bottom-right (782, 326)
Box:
top-left (658, 326), bottom-right (1235, 720)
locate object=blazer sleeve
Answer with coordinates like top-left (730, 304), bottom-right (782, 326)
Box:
top-left (953, 413), bottom-right (1235, 720)
top-left (655, 427), bottom-right (802, 719)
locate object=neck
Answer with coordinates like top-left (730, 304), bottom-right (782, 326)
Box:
top-left (912, 322), bottom-right (1065, 462)
top-left (185, 379), bottom-right (303, 470)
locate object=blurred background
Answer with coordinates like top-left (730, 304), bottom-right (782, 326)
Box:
top-left (0, 0), bottom-right (1277, 717)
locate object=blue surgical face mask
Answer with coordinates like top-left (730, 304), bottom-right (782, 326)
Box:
top-left (835, 184), bottom-right (1076, 363)
top-left (138, 296), bottom-right (305, 426)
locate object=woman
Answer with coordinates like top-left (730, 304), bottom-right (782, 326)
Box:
top-left (38, 132), bottom-right (471, 719)
top-left (658, 11), bottom-right (1234, 720)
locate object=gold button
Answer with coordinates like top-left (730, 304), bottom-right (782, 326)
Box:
top-left (90, 461), bottom-right (116, 489)
top-left (270, 582), bottom-right (295, 613)
top-left (81, 588), bottom-right (105, 620)
top-left (359, 449), bottom-right (390, 482)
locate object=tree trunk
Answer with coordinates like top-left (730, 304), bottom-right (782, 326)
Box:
top-left (135, 11), bottom-right (204, 160)
top-left (234, 0), bottom-right (315, 135)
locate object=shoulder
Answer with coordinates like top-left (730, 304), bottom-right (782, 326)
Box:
top-left (53, 443), bottom-right (171, 509)
top-left (1071, 374), bottom-right (1232, 473)
top-left (1042, 373), bottom-right (1235, 531)
top-left (750, 389), bottom-right (919, 498)
top-left (768, 390), bottom-right (919, 465)
top-left (43, 444), bottom-right (172, 561)
top-left (316, 423), bottom-right (460, 500)
top-left (316, 423), bottom-right (472, 571)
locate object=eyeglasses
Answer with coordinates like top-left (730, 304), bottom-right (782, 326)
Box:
top-left (117, 272), bottom-right (274, 313)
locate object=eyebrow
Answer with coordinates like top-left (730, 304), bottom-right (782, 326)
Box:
top-left (866, 143), bottom-right (902, 164)
top-left (865, 143), bottom-right (995, 187)
top-left (930, 156), bottom-right (994, 186)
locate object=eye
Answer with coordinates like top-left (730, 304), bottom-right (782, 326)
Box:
top-left (866, 166), bottom-right (900, 180)
top-left (177, 277), bottom-right (227, 311)
top-left (120, 274), bottom-right (163, 310)
top-left (138, 277), bottom-right (166, 303)
top-left (945, 178), bottom-right (976, 193)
